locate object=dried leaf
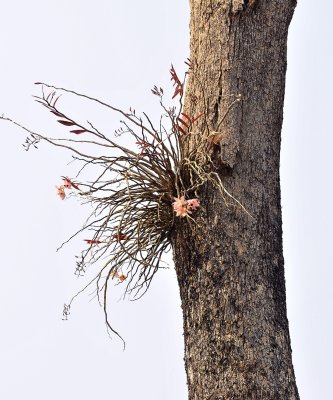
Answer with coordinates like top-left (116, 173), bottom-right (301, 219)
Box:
top-left (170, 64), bottom-right (182, 86)
top-left (192, 113), bottom-right (204, 123)
top-left (51, 110), bottom-right (63, 117)
top-left (84, 239), bottom-right (104, 245)
top-left (177, 117), bottom-right (189, 129)
top-left (176, 124), bottom-right (187, 135)
top-left (172, 86), bottom-right (183, 99)
top-left (170, 64), bottom-right (183, 99)
top-left (181, 112), bottom-right (192, 122)
top-left (58, 120), bottom-right (76, 126)
top-left (112, 233), bottom-right (127, 241)
top-left (53, 94), bottom-right (62, 107)
top-left (46, 91), bottom-right (55, 103)
top-left (184, 58), bottom-right (191, 68)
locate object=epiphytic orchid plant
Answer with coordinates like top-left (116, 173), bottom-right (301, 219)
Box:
top-left (1, 63), bottom-right (244, 345)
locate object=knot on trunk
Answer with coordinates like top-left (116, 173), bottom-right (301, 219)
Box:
top-left (231, 0), bottom-right (257, 14)
top-left (232, 0), bottom-right (246, 13)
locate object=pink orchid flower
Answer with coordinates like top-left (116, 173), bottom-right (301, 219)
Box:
top-left (172, 196), bottom-right (200, 217)
top-left (61, 176), bottom-right (80, 190)
top-left (172, 196), bottom-right (187, 217)
top-left (187, 198), bottom-right (200, 210)
top-left (62, 178), bottom-right (72, 189)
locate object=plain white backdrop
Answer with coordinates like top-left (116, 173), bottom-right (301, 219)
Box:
top-left (0, 1), bottom-right (332, 399)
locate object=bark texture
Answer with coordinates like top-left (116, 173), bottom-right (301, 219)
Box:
top-left (172, 1), bottom-right (299, 399)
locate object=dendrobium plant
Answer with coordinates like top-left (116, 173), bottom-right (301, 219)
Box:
top-left (1, 62), bottom-right (245, 345)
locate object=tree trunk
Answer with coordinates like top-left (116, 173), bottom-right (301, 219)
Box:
top-left (171, 1), bottom-right (299, 399)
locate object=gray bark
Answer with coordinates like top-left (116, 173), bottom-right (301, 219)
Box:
top-left (171, 1), bottom-right (299, 399)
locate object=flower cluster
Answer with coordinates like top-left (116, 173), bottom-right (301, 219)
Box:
top-left (56, 177), bottom-right (79, 200)
top-left (172, 196), bottom-right (200, 217)
top-left (112, 270), bottom-right (127, 282)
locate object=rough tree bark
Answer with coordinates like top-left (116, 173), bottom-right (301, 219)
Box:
top-left (171, 1), bottom-right (299, 399)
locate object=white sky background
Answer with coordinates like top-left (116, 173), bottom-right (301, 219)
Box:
top-left (0, 1), bottom-right (331, 399)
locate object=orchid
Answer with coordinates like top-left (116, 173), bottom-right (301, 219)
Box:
top-left (62, 176), bottom-right (80, 190)
top-left (62, 177), bottom-right (72, 189)
top-left (172, 196), bottom-right (188, 217)
top-left (56, 177), bottom-right (80, 200)
top-left (187, 198), bottom-right (200, 210)
top-left (112, 271), bottom-right (126, 282)
top-left (172, 196), bottom-right (200, 217)
top-left (0, 65), bottom-right (248, 348)
top-left (56, 185), bottom-right (66, 200)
